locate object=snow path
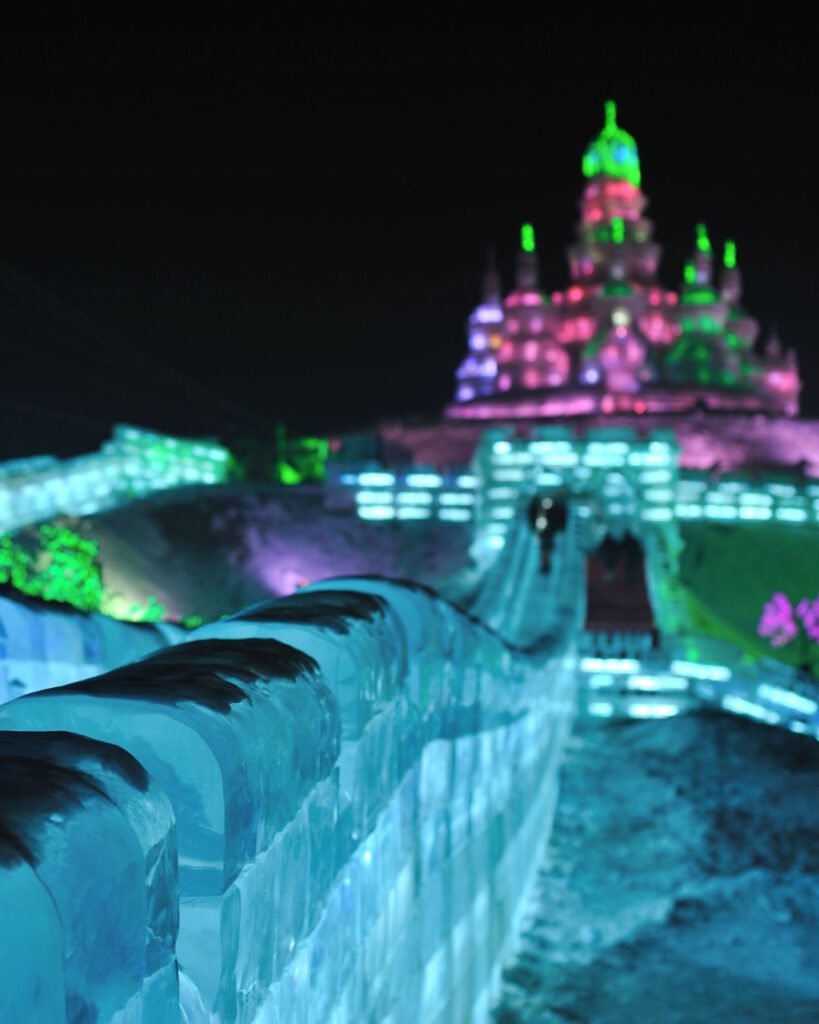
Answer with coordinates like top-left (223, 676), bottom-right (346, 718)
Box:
top-left (493, 713), bottom-right (819, 1023)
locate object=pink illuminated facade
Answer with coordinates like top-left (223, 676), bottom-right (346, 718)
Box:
top-left (450, 104), bottom-right (801, 420)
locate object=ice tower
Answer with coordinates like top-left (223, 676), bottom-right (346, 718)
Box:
top-left (449, 102), bottom-right (801, 419)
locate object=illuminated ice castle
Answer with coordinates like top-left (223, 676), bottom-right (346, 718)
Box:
top-left (449, 102), bottom-right (801, 420)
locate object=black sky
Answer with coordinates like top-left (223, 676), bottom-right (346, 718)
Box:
top-left (2, 29), bottom-right (817, 459)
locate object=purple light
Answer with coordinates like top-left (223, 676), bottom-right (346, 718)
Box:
top-left (475, 305), bottom-right (504, 324)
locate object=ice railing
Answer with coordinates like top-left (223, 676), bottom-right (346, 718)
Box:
top-left (0, 576), bottom-right (577, 1023)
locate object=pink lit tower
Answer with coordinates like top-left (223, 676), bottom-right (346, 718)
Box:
top-left (449, 101), bottom-right (801, 420)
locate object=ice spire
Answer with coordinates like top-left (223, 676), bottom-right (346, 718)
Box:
top-left (482, 246), bottom-right (502, 304)
top-left (691, 223), bottom-right (713, 286)
top-left (721, 239), bottom-right (743, 305)
top-left (515, 222), bottom-right (540, 290)
top-left (765, 324), bottom-right (782, 360)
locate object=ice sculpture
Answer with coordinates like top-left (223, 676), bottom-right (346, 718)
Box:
top-left (0, 577), bottom-right (578, 1022)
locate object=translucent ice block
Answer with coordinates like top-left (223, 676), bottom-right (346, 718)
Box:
top-left (0, 730), bottom-right (178, 1023)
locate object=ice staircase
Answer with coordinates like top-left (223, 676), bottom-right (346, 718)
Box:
top-left (575, 532), bottom-right (819, 733)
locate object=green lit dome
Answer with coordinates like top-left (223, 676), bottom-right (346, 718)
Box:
top-left (602, 281), bottom-right (634, 297)
top-left (582, 101), bottom-right (641, 188)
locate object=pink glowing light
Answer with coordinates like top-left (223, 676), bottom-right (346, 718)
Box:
top-left (797, 597), bottom-right (819, 643)
top-left (543, 346), bottom-right (570, 381)
top-left (523, 341), bottom-right (539, 361)
top-left (499, 340), bottom-right (515, 361)
top-left (568, 286), bottom-right (584, 303)
top-left (634, 400), bottom-right (646, 414)
top-left (625, 338), bottom-right (645, 365)
top-left (600, 343), bottom-right (620, 366)
top-left (523, 368), bottom-right (540, 389)
top-left (640, 312), bottom-right (668, 343)
top-left (758, 593), bottom-right (799, 647)
top-left (529, 315), bottom-right (544, 332)
top-left (498, 373), bottom-right (512, 391)
top-left (766, 370), bottom-right (799, 394)
top-left (601, 395), bottom-right (615, 413)
top-left (521, 291), bottom-right (542, 307)
top-left (551, 292), bottom-right (564, 305)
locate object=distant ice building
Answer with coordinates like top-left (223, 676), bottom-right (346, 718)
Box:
top-left (449, 102), bottom-right (800, 420)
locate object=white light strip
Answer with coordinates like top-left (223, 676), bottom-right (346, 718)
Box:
top-left (757, 684), bottom-right (817, 717)
top-left (670, 660), bottom-right (731, 682)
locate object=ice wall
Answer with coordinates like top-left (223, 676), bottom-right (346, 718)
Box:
top-left (0, 594), bottom-right (183, 704)
top-left (0, 577), bottom-right (577, 1023)
top-left (0, 731), bottom-right (178, 1023)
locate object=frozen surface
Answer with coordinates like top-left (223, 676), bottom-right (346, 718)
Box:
top-left (493, 714), bottom-right (819, 1023)
top-left (0, 576), bottom-right (578, 1022)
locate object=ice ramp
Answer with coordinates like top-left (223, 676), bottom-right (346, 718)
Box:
top-left (0, 577), bottom-right (577, 1024)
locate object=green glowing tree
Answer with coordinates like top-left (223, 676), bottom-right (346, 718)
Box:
top-left (0, 524), bottom-right (103, 612)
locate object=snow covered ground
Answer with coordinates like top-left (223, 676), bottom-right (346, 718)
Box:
top-left (493, 713), bottom-right (819, 1023)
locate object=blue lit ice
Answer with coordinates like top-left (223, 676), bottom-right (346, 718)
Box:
top-left (0, 575), bottom-right (577, 1021)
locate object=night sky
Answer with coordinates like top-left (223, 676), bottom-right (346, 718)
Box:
top-left (2, 30), bottom-right (817, 459)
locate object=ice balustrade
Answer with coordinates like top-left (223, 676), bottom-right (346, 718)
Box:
top-left (674, 473), bottom-right (819, 526)
top-left (0, 423), bottom-right (231, 534)
top-left (0, 576), bottom-right (577, 1023)
top-left (326, 465), bottom-right (480, 524)
top-left (0, 594), bottom-right (183, 704)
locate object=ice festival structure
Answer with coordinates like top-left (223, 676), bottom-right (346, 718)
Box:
top-left (1, 103), bottom-right (819, 1023)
